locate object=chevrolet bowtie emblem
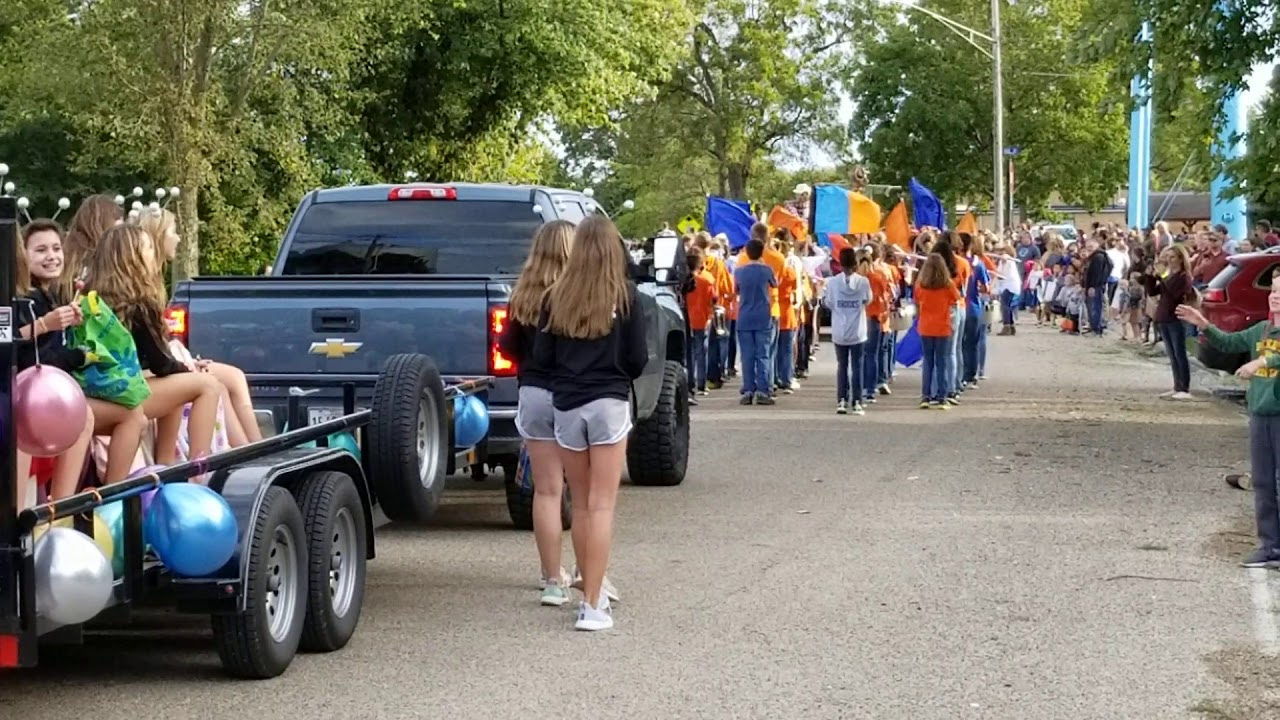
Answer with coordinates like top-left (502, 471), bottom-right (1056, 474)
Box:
top-left (309, 338), bottom-right (363, 359)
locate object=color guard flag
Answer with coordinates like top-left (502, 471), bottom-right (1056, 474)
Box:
top-left (883, 200), bottom-right (912, 252)
top-left (908, 178), bottom-right (945, 230)
top-left (767, 205), bottom-right (808, 242)
top-left (813, 184), bottom-right (881, 235)
top-left (955, 211), bottom-right (978, 236)
top-left (705, 196), bottom-right (755, 251)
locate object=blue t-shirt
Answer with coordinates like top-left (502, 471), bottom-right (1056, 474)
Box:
top-left (965, 258), bottom-right (991, 314)
top-left (734, 262), bottom-right (776, 332)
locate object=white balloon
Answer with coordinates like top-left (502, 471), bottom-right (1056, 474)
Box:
top-left (169, 187), bottom-right (181, 198)
top-left (113, 195), bottom-right (125, 206)
top-left (57, 197), bottom-right (70, 210)
top-left (128, 209), bottom-right (140, 221)
top-left (33, 527), bottom-right (113, 626)
top-left (583, 187), bottom-right (595, 198)
top-left (3, 181), bottom-right (14, 194)
top-left (148, 201), bottom-right (160, 211)
top-left (131, 201), bottom-right (143, 211)
top-left (132, 186), bottom-right (144, 197)
top-left (623, 199), bottom-right (636, 210)
top-left (17, 197), bottom-right (29, 210)
top-left (0, 163), bottom-right (9, 176)
top-left (155, 187), bottom-right (167, 199)
top-left (532, 204), bottom-right (543, 214)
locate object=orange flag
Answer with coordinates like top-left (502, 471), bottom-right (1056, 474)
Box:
top-left (955, 211), bottom-right (978, 236)
top-left (849, 192), bottom-right (881, 233)
top-left (883, 200), bottom-right (911, 252)
top-left (767, 205), bottom-right (808, 242)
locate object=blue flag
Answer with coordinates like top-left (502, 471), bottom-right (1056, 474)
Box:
top-left (895, 318), bottom-right (922, 367)
top-left (909, 178), bottom-right (945, 230)
top-left (705, 196), bottom-right (755, 251)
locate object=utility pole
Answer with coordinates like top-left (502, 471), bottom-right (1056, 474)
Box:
top-left (991, 0), bottom-right (1005, 237)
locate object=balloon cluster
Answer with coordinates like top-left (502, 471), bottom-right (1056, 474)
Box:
top-left (0, 161), bottom-right (179, 225)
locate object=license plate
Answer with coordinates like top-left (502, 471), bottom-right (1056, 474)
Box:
top-left (308, 407), bottom-right (344, 426)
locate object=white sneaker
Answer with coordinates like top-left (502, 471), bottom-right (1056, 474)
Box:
top-left (538, 567), bottom-right (569, 590)
top-left (1159, 390), bottom-right (1177, 399)
top-left (851, 402), bottom-right (866, 416)
top-left (1171, 391), bottom-right (1195, 401)
top-left (571, 566), bottom-right (620, 603)
top-left (575, 596), bottom-right (613, 631)
top-left (541, 579), bottom-right (572, 607)
top-left (789, 379), bottom-right (802, 390)
top-left (836, 400), bottom-right (848, 415)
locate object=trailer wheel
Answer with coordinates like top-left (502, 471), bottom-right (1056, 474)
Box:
top-left (212, 486), bottom-right (307, 679)
top-left (297, 471), bottom-right (367, 653)
top-left (503, 463), bottom-right (571, 531)
top-left (626, 360), bottom-right (690, 486)
top-left (368, 353), bottom-right (449, 523)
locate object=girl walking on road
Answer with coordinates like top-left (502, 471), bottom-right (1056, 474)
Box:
top-left (914, 254), bottom-right (962, 409)
top-left (498, 220), bottom-right (576, 605)
top-left (533, 216), bottom-right (648, 631)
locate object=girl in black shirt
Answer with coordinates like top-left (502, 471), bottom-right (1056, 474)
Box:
top-left (532, 215), bottom-right (648, 631)
top-left (86, 224), bottom-right (222, 470)
top-left (498, 219), bottom-right (576, 604)
top-left (14, 219), bottom-right (149, 495)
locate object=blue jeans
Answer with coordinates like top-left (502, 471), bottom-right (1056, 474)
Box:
top-left (737, 329), bottom-right (770, 396)
top-left (1000, 290), bottom-right (1017, 326)
top-left (834, 342), bottom-right (864, 404)
top-left (962, 308), bottom-right (982, 383)
top-left (888, 330), bottom-right (898, 376)
top-left (776, 328), bottom-right (796, 388)
top-left (948, 306), bottom-right (964, 395)
top-left (1087, 287), bottom-right (1105, 335)
top-left (690, 329), bottom-right (708, 391)
top-left (976, 313), bottom-right (988, 377)
top-left (766, 318), bottom-right (780, 389)
top-left (921, 336), bottom-right (950, 402)
top-left (864, 322), bottom-right (883, 399)
top-left (1158, 320), bottom-right (1191, 392)
top-left (877, 325), bottom-right (892, 386)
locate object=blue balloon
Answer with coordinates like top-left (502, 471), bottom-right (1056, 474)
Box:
top-left (453, 395), bottom-right (489, 448)
top-left (144, 483), bottom-right (238, 577)
top-left (330, 431), bottom-right (361, 462)
top-left (96, 501), bottom-right (126, 578)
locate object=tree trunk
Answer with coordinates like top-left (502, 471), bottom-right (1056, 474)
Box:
top-left (726, 163), bottom-right (748, 200)
top-left (171, 183), bottom-right (200, 283)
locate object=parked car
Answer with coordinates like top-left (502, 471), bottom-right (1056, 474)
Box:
top-left (1198, 247), bottom-right (1280, 373)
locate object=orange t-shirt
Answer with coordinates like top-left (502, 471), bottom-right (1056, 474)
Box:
top-left (685, 270), bottom-right (717, 330)
top-left (705, 255), bottom-right (735, 303)
top-left (736, 247), bottom-right (786, 317)
top-left (915, 284), bottom-right (963, 337)
top-left (778, 262), bottom-right (799, 331)
top-left (952, 255), bottom-right (972, 306)
top-left (865, 267), bottom-right (891, 325)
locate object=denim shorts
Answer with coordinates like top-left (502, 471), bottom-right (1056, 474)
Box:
top-left (514, 386), bottom-right (556, 442)
top-left (553, 398), bottom-right (632, 452)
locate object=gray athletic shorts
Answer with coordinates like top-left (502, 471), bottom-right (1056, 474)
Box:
top-left (553, 398), bottom-right (632, 452)
top-left (515, 386), bottom-right (556, 441)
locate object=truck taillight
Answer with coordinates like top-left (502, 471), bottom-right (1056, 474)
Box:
top-left (489, 304), bottom-right (516, 377)
top-left (1203, 288), bottom-right (1226, 303)
top-left (388, 186), bottom-right (457, 201)
top-left (164, 303), bottom-right (189, 345)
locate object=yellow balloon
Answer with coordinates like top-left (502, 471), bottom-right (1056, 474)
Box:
top-left (32, 515), bottom-right (114, 562)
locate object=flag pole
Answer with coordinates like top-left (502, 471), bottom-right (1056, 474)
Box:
top-left (991, 0), bottom-right (1005, 237)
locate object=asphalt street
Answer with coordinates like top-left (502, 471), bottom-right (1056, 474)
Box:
top-left (2, 325), bottom-right (1275, 719)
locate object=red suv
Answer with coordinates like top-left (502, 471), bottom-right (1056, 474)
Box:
top-left (1198, 247), bottom-right (1280, 372)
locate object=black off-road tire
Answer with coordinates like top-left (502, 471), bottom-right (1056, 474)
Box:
top-left (503, 462), bottom-right (571, 531)
top-left (626, 360), bottom-right (690, 487)
top-left (212, 486), bottom-right (307, 679)
top-left (297, 471), bottom-right (367, 653)
top-left (367, 353), bottom-right (449, 523)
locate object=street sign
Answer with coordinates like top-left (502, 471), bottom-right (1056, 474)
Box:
top-left (1004, 147), bottom-right (1020, 156)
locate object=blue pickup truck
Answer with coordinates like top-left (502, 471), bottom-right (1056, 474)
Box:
top-left (170, 182), bottom-right (691, 528)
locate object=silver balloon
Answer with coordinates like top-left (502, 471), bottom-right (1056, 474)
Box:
top-left (34, 527), bottom-right (113, 626)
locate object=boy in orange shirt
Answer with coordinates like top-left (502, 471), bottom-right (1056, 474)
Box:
top-left (861, 244), bottom-right (894, 403)
top-left (685, 248), bottom-right (718, 395)
top-left (776, 240), bottom-right (800, 394)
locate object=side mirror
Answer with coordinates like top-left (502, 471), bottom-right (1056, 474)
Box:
top-left (653, 235), bottom-right (680, 272)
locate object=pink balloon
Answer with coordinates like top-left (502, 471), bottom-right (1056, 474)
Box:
top-left (14, 366), bottom-right (88, 457)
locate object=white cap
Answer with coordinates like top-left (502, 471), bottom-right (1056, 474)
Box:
top-left (714, 233), bottom-right (729, 242)
top-left (793, 183), bottom-right (812, 195)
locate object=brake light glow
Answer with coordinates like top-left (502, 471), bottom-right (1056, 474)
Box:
top-left (164, 303), bottom-right (189, 345)
top-left (388, 186), bottom-right (457, 201)
top-left (1203, 288), bottom-right (1226, 303)
top-left (489, 305), bottom-right (516, 376)
top-left (0, 634), bottom-right (18, 668)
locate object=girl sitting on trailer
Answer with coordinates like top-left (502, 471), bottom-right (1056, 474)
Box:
top-left (84, 224), bottom-right (222, 470)
top-left (14, 219), bottom-right (149, 496)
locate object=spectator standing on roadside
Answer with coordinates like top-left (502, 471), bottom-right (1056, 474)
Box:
top-left (1178, 280), bottom-right (1280, 567)
top-left (1192, 230), bottom-right (1230, 287)
top-left (1105, 237), bottom-right (1131, 305)
top-left (1015, 231), bottom-right (1041, 282)
top-left (1141, 245), bottom-right (1196, 400)
top-left (1082, 238), bottom-right (1112, 336)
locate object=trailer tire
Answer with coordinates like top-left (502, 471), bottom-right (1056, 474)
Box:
top-left (626, 360), bottom-right (690, 487)
top-left (212, 486), bottom-right (307, 679)
top-left (297, 471), bottom-right (367, 653)
top-left (367, 353), bottom-right (449, 523)
top-left (503, 463), bottom-right (571, 531)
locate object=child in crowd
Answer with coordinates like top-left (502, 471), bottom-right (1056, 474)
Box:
top-left (733, 236), bottom-right (777, 406)
top-left (1024, 260), bottom-right (1044, 325)
top-left (1178, 283), bottom-right (1280, 567)
top-left (822, 247), bottom-right (871, 415)
top-left (914, 254), bottom-right (961, 409)
top-left (1121, 274), bottom-right (1145, 341)
top-left (1060, 271), bottom-right (1083, 334)
top-left (685, 248), bottom-right (717, 396)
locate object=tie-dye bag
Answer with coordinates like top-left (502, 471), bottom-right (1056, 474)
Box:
top-left (69, 291), bottom-right (151, 409)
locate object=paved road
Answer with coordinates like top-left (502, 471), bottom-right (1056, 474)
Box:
top-left (3, 327), bottom-right (1276, 719)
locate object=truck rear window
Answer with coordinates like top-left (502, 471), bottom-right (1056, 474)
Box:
top-left (281, 200), bottom-right (545, 275)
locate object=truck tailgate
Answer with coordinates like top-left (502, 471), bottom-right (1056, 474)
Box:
top-left (183, 276), bottom-right (498, 378)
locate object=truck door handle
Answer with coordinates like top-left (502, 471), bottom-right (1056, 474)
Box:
top-left (313, 308), bottom-right (360, 333)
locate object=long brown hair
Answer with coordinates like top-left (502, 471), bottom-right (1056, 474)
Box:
top-left (544, 215), bottom-right (631, 339)
top-left (138, 207), bottom-right (178, 271)
top-left (14, 229), bottom-right (30, 297)
top-left (1166, 244), bottom-right (1192, 274)
top-left (86, 224), bottom-right (169, 349)
top-left (509, 220), bottom-right (573, 325)
top-left (60, 194), bottom-right (123, 301)
top-left (917, 254), bottom-right (952, 290)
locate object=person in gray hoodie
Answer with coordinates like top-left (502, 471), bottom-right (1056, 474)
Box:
top-left (822, 246), bottom-right (873, 415)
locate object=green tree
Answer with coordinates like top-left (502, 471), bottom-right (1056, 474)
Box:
top-left (844, 0), bottom-right (1129, 215)
top-left (1230, 68), bottom-right (1280, 219)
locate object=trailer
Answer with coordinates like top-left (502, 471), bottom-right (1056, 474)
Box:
top-left (0, 196), bottom-right (491, 678)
